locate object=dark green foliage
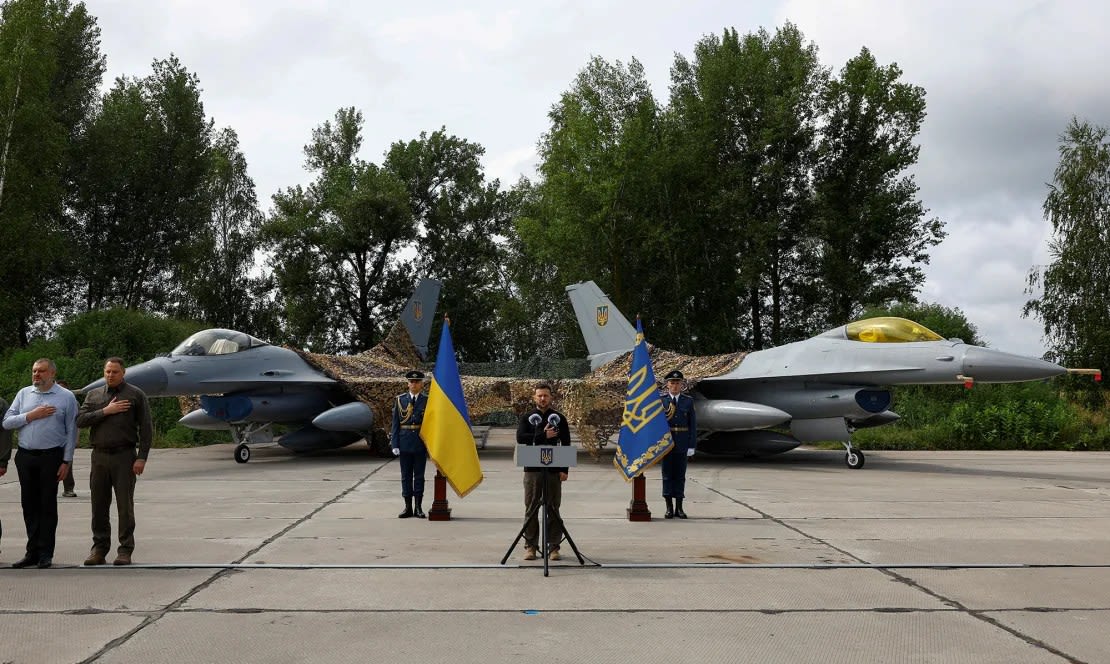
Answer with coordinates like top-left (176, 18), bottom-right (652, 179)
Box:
top-left (853, 381), bottom-right (1110, 451)
top-left (385, 128), bottom-right (514, 361)
top-left (262, 107), bottom-right (417, 353)
top-left (0, 0), bottom-right (104, 346)
top-left (1025, 118), bottom-right (1109, 401)
top-left (71, 55), bottom-right (214, 314)
top-left (814, 47), bottom-right (944, 327)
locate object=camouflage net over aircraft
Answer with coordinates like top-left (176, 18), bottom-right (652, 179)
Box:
top-left (294, 321), bottom-right (748, 457)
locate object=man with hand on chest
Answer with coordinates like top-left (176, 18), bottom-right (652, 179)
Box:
top-left (76, 357), bottom-right (152, 566)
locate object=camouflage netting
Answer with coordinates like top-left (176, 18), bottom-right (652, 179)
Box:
top-left (290, 321), bottom-right (748, 458)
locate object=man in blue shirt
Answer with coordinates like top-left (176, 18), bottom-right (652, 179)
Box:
top-left (2, 358), bottom-right (78, 568)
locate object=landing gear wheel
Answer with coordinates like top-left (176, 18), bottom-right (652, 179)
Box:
top-left (235, 443), bottom-right (251, 464)
top-left (845, 448), bottom-right (865, 469)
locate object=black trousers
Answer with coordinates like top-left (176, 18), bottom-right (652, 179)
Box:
top-left (398, 450), bottom-right (427, 498)
top-left (14, 446), bottom-right (64, 559)
top-left (661, 449), bottom-right (688, 498)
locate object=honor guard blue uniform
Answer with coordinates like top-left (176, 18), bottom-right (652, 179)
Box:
top-left (391, 370), bottom-right (428, 518)
top-left (661, 370), bottom-right (696, 518)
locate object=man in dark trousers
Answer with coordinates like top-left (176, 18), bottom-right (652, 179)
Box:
top-left (76, 357), bottom-right (153, 566)
top-left (0, 396), bottom-right (11, 556)
top-left (660, 370), bottom-right (697, 519)
top-left (390, 370), bottom-right (428, 519)
top-left (2, 358), bottom-right (78, 569)
top-left (516, 382), bottom-right (571, 561)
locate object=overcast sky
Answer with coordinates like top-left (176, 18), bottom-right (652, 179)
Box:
top-left (87, 0), bottom-right (1109, 358)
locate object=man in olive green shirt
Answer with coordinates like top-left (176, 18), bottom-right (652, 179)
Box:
top-left (76, 358), bottom-right (152, 566)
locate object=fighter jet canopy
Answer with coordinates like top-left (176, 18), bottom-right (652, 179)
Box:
top-left (839, 317), bottom-right (944, 343)
top-left (171, 329), bottom-right (269, 356)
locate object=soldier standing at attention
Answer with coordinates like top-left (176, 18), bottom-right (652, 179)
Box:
top-left (390, 370), bottom-right (428, 519)
top-left (661, 370), bottom-right (697, 519)
top-left (76, 357), bottom-right (153, 566)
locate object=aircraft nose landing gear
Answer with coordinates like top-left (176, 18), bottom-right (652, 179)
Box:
top-left (843, 440), bottom-right (865, 469)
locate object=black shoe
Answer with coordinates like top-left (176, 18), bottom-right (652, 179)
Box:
top-left (12, 555), bottom-right (36, 569)
top-left (37, 557), bottom-right (53, 569)
top-left (664, 508), bottom-right (674, 519)
top-left (398, 496), bottom-right (413, 518)
top-left (413, 496), bottom-right (425, 518)
top-left (664, 497), bottom-right (674, 519)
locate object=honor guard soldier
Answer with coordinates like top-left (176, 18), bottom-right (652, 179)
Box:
top-left (661, 370), bottom-right (696, 518)
top-left (390, 370), bottom-right (428, 518)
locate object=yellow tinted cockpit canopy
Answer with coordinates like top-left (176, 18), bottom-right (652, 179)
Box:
top-left (845, 317), bottom-right (944, 343)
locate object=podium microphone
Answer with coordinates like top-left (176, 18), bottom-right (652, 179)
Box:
top-left (547, 413), bottom-right (561, 428)
top-left (529, 413), bottom-right (542, 443)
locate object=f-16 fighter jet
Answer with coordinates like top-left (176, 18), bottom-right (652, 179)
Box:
top-left (80, 280), bottom-right (441, 463)
top-left (566, 281), bottom-right (1066, 468)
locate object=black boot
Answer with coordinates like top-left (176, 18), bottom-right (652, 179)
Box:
top-left (664, 496), bottom-right (674, 519)
top-left (675, 498), bottom-right (687, 519)
top-left (398, 496), bottom-right (413, 518)
top-left (413, 495), bottom-right (426, 518)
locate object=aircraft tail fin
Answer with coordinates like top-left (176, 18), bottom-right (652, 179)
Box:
top-left (565, 281), bottom-right (637, 370)
top-left (402, 279), bottom-right (442, 360)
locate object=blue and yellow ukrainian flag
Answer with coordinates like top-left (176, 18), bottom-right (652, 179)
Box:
top-left (614, 318), bottom-right (674, 480)
top-left (420, 318), bottom-right (484, 497)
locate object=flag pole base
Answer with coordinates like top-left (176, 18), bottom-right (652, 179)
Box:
top-left (627, 474), bottom-right (651, 521)
top-left (429, 471), bottom-right (451, 521)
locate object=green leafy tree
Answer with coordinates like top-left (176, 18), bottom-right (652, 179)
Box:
top-left (814, 47), bottom-right (943, 327)
top-left (0, 0), bottom-right (103, 345)
top-left (518, 56), bottom-right (672, 354)
top-left (1025, 118), bottom-right (1110, 381)
top-left (667, 24), bottom-right (826, 350)
top-left (71, 55), bottom-right (213, 314)
top-left (176, 127), bottom-right (271, 334)
top-left (263, 108), bottom-right (416, 352)
top-left (384, 129), bottom-right (512, 361)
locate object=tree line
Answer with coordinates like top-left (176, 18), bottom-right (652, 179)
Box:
top-left (2, 1), bottom-right (1105, 385)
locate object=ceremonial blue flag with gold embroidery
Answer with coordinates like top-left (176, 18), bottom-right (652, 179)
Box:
top-left (614, 318), bottom-right (674, 480)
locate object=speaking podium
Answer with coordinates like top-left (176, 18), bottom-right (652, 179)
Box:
top-left (501, 444), bottom-right (584, 576)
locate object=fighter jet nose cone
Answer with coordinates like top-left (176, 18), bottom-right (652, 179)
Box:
top-left (962, 347), bottom-right (1066, 383)
top-left (120, 360), bottom-right (169, 395)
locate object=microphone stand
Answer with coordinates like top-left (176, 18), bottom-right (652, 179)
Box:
top-left (500, 413), bottom-right (584, 576)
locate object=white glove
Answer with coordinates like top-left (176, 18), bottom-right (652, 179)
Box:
top-left (392, 448), bottom-right (400, 456)
top-left (686, 448), bottom-right (695, 457)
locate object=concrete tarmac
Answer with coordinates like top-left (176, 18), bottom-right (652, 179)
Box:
top-left (1, 429), bottom-right (1109, 664)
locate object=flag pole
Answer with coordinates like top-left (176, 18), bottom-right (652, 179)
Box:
top-left (428, 314), bottom-right (453, 521)
top-left (626, 314), bottom-right (653, 521)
